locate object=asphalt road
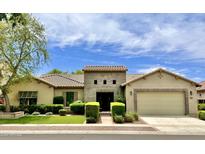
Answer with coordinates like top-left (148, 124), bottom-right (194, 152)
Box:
top-left (1, 133), bottom-right (205, 140)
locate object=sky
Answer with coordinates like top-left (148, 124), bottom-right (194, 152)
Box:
top-left (34, 13), bottom-right (205, 82)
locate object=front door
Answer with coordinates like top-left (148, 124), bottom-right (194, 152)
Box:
top-left (66, 92), bottom-right (74, 105)
top-left (96, 92), bottom-right (114, 111)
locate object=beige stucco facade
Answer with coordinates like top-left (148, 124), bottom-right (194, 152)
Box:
top-left (8, 79), bottom-right (54, 106)
top-left (54, 88), bottom-right (84, 101)
top-left (125, 71), bottom-right (198, 116)
top-left (84, 72), bottom-right (126, 102)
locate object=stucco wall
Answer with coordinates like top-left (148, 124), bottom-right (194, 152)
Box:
top-left (54, 88), bottom-right (84, 101)
top-left (84, 72), bottom-right (126, 102)
top-left (125, 71), bottom-right (198, 115)
top-left (8, 79), bottom-right (54, 106)
top-left (198, 91), bottom-right (205, 100)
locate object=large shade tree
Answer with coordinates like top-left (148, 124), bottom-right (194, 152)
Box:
top-left (0, 14), bottom-right (48, 112)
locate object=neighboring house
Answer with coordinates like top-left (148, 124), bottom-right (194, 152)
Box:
top-left (197, 81), bottom-right (205, 103)
top-left (7, 66), bottom-right (200, 116)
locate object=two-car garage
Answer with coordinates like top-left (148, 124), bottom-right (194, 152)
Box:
top-left (136, 91), bottom-right (186, 115)
top-left (123, 68), bottom-right (199, 116)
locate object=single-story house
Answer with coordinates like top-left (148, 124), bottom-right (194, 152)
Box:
top-left (6, 66), bottom-right (200, 116)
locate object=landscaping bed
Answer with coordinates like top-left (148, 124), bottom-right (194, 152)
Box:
top-left (0, 115), bottom-right (85, 124)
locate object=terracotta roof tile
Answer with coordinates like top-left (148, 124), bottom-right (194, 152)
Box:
top-left (83, 65), bottom-right (127, 72)
top-left (39, 74), bottom-right (84, 88)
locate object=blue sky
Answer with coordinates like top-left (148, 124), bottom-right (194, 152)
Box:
top-left (34, 14), bottom-right (205, 82)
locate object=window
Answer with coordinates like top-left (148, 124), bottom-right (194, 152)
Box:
top-left (94, 80), bottom-right (97, 84)
top-left (19, 91), bottom-right (37, 105)
top-left (199, 93), bottom-right (202, 97)
top-left (190, 91), bottom-right (193, 96)
top-left (113, 80), bottom-right (116, 84)
top-left (103, 80), bottom-right (107, 84)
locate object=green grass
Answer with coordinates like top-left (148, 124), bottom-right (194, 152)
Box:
top-left (0, 115), bottom-right (85, 124)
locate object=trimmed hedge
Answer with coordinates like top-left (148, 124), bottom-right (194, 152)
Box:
top-left (110, 102), bottom-right (125, 117)
top-left (45, 104), bottom-right (64, 114)
top-left (85, 102), bottom-right (100, 123)
top-left (86, 117), bottom-right (97, 123)
top-left (70, 102), bottom-right (85, 114)
top-left (198, 104), bottom-right (205, 110)
top-left (53, 96), bottom-right (64, 104)
top-left (0, 105), bottom-right (6, 112)
top-left (59, 109), bottom-right (67, 116)
top-left (10, 104), bottom-right (63, 114)
top-left (199, 111), bottom-right (205, 120)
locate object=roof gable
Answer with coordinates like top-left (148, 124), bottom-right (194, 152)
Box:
top-left (121, 68), bottom-right (201, 87)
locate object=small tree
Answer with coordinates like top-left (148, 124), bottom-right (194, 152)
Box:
top-left (47, 68), bottom-right (68, 74)
top-left (71, 70), bottom-right (84, 74)
top-left (0, 14), bottom-right (48, 112)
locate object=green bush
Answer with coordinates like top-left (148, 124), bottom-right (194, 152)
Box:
top-left (110, 102), bottom-right (125, 117)
top-left (85, 102), bottom-right (100, 121)
top-left (10, 106), bottom-right (20, 112)
top-left (128, 112), bottom-right (138, 121)
top-left (198, 104), bottom-right (205, 110)
top-left (70, 102), bottom-right (85, 114)
top-left (124, 113), bottom-right (134, 122)
top-left (199, 111), bottom-right (205, 120)
top-left (114, 115), bottom-right (124, 123)
top-left (32, 111), bottom-right (40, 115)
top-left (53, 96), bottom-right (64, 104)
top-left (0, 105), bottom-right (6, 112)
top-left (59, 109), bottom-right (67, 116)
top-left (45, 104), bottom-right (64, 114)
top-left (86, 117), bottom-right (97, 123)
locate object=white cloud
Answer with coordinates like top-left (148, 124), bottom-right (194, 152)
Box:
top-left (136, 65), bottom-right (187, 77)
top-left (34, 14), bottom-right (205, 60)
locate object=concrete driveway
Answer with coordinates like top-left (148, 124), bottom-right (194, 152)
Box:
top-left (140, 116), bottom-right (205, 134)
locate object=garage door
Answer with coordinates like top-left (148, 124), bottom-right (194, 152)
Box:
top-left (137, 91), bottom-right (185, 115)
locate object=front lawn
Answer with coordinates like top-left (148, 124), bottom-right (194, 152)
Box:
top-left (0, 115), bottom-right (85, 124)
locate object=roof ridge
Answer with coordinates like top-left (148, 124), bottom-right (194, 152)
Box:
top-left (40, 74), bottom-right (84, 85)
top-left (56, 74), bottom-right (84, 84)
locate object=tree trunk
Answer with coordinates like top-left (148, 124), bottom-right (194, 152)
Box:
top-left (2, 91), bottom-right (10, 112)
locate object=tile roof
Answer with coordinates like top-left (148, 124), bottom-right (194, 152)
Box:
top-left (83, 65), bottom-right (128, 72)
top-left (39, 74), bottom-right (84, 88)
top-left (197, 81), bottom-right (205, 91)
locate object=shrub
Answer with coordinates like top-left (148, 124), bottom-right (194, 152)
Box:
top-left (45, 112), bottom-right (53, 115)
top-left (45, 104), bottom-right (64, 114)
top-left (114, 115), bottom-right (124, 123)
top-left (0, 105), bottom-right (6, 112)
top-left (86, 117), bottom-right (97, 123)
top-left (110, 102), bottom-right (125, 117)
top-left (32, 111), bottom-right (40, 115)
top-left (70, 102), bottom-right (85, 114)
top-left (128, 112), bottom-right (138, 121)
top-left (10, 106), bottom-right (20, 112)
top-left (85, 102), bottom-right (100, 121)
top-left (124, 113), bottom-right (134, 123)
top-left (199, 111), bottom-right (205, 120)
top-left (59, 109), bottom-right (67, 116)
top-left (53, 96), bottom-right (64, 104)
top-left (198, 104), bottom-right (205, 110)
top-left (116, 96), bottom-right (126, 103)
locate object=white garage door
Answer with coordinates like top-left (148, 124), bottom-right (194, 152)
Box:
top-left (137, 91), bottom-right (185, 115)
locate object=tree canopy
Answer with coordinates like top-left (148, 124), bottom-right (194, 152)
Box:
top-left (47, 69), bottom-right (68, 74)
top-left (0, 13), bottom-right (48, 111)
